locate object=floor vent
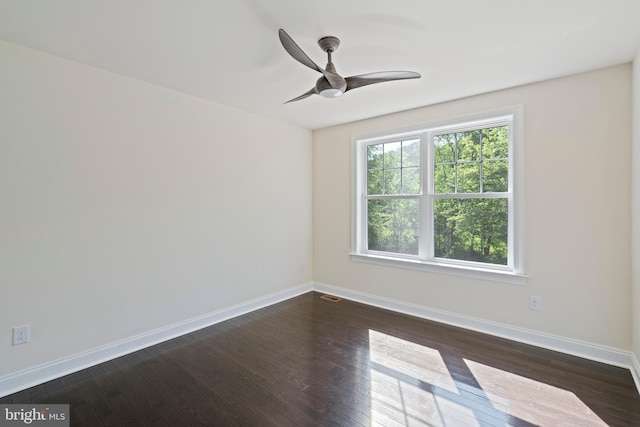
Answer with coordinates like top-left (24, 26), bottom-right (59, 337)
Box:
top-left (320, 294), bottom-right (342, 302)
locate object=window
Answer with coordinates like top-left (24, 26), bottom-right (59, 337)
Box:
top-left (352, 107), bottom-right (524, 284)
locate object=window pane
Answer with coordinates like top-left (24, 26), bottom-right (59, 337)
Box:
top-left (384, 141), bottom-right (401, 168)
top-left (482, 126), bottom-right (509, 160)
top-left (369, 139), bottom-right (421, 196)
top-left (434, 198), bottom-right (508, 265)
top-left (368, 199), bottom-right (419, 255)
top-left (402, 166), bottom-right (420, 194)
top-left (367, 169), bottom-right (383, 195)
top-left (384, 168), bottom-right (401, 194)
top-left (368, 144), bottom-right (383, 169)
top-left (434, 126), bottom-right (509, 195)
top-left (457, 162), bottom-right (480, 193)
top-left (457, 130), bottom-right (481, 162)
top-left (402, 139), bottom-right (420, 167)
top-left (483, 160), bottom-right (508, 193)
top-left (434, 164), bottom-right (455, 193)
top-left (434, 134), bottom-right (455, 164)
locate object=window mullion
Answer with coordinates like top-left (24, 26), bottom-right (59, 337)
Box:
top-left (359, 147), bottom-right (368, 253)
top-left (454, 133), bottom-right (459, 194)
top-left (422, 132), bottom-right (433, 260)
top-left (479, 130), bottom-right (484, 193)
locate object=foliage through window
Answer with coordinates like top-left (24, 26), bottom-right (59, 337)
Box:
top-left (354, 108), bottom-right (523, 279)
top-left (432, 126), bottom-right (509, 265)
top-left (366, 139), bottom-right (420, 255)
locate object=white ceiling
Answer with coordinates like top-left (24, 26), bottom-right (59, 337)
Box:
top-left (1, 1), bottom-right (639, 130)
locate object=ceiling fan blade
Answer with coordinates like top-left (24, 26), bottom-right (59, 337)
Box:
top-left (284, 87), bottom-right (317, 104)
top-left (345, 71), bottom-right (421, 91)
top-left (278, 29), bottom-right (324, 74)
top-left (279, 29), bottom-right (345, 90)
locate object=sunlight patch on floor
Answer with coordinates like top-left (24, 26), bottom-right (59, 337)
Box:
top-left (369, 330), bottom-right (479, 426)
top-left (369, 329), bottom-right (458, 393)
top-left (464, 358), bottom-right (607, 427)
top-left (368, 329), bottom-right (608, 427)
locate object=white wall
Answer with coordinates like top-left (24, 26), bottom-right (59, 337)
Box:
top-left (0, 40), bottom-right (313, 376)
top-left (314, 64), bottom-right (632, 350)
top-left (632, 51), bottom-right (640, 367)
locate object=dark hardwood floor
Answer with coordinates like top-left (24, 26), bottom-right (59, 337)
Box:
top-left (2, 292), bottom-right (639, 426)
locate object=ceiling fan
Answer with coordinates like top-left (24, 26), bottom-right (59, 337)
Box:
top-left (278, 28), bottom-right (421, 103)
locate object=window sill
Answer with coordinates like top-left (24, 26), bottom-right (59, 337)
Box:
top-left (350, 253), bottom-right (527, 285)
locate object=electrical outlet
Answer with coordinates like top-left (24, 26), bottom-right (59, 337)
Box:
top-left (529, 296), bottom-right (542, 311)
top-left (12, 325), bottom-right (29, 345)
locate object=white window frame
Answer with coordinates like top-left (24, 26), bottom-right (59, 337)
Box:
top-left (351, 106), bottom-right (525, 285)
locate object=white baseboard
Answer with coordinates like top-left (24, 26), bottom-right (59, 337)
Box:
top-left (0, 282), bottom-right (313, 398)
top-left (3, 281), bottom-right (637, 399)
top-left (632, 353), bottom-right (640, 394)
top-left (313, 282), bottom-right (637, 373)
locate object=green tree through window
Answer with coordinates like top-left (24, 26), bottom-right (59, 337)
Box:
top-left (433, 126), bottom-right (509, 265)
top-left (366, 139), bottom-right (420, 255)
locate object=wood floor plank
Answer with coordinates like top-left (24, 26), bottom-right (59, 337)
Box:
top-left (2, 292), bottom-right (639, 426)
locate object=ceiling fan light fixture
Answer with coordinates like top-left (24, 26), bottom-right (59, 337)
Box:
top-left (319, 88), bottom-right (343, 98)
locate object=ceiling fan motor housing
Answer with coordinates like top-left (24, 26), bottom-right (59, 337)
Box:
top-left (316, 75), bottom-right (346, 97)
